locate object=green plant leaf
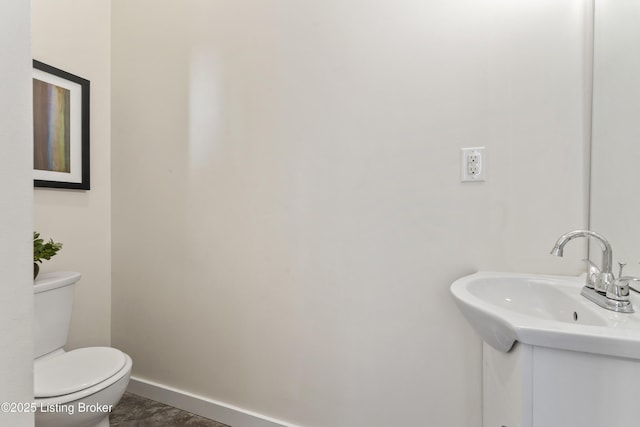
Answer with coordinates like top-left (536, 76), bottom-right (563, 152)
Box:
top-left (34, 231), bottom-right (63, 264)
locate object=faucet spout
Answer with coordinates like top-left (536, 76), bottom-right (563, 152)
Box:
top-left (550, 229), bottom-right (613, 275)
top-left (551, 230), bottom-right (633, 313)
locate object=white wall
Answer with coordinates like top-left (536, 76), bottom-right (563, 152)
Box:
top-left (32, 0), bottom-right (112, 349)
top-left (112, 0), bottom-right (591, 425)
top-left (0, 1), bottom-right (34, 425)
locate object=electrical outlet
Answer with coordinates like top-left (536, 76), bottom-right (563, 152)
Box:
top-left (461, 147), bottom-right (486, 182)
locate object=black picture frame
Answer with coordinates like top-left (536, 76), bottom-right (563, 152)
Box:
top-left (32, 60), bottom-right (90, 190)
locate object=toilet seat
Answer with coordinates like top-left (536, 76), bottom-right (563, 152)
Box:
top-left (35, 347), bottom-right (127, 398)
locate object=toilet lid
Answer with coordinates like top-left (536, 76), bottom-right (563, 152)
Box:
top-left (35, 347), bottom-right (127, 398)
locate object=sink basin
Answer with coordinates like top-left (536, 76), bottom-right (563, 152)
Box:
top-left (451, 272), bottom-right (640, 358)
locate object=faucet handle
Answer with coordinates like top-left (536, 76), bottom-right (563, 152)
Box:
top-left (608, 276), bottom-right (639, 302)
top-left (618, 261), bottom-right (627, 278)
top-left (583, 259), bottom-right (600, 289)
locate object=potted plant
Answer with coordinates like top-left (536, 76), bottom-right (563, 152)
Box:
top-left (33, 232), bottom-right (63, 279)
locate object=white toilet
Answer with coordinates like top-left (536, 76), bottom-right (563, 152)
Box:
top-left (34, 271), bottom-right (132, 427)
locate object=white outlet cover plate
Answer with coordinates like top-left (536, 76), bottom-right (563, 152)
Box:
top-left (461, 147), bottom-right (486, 182)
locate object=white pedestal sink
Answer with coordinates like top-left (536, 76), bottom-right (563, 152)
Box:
top-left (451, 272), bottom-right (640, 427)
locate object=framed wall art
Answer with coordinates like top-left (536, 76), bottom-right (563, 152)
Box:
top-left (32, 60), bottom-right (90, 190)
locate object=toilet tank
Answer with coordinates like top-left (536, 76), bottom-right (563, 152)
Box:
top-left (33, 272), bottom-right (81, 358)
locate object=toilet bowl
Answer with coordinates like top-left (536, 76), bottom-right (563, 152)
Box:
top-left (34, 272), bottom-right (132, 427)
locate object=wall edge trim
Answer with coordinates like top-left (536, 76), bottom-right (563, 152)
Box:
top-left (126, 376), bottom-right (299, 427)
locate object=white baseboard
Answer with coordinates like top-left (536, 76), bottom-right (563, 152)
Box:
top-left (127, 376), bottom-right (299, 427)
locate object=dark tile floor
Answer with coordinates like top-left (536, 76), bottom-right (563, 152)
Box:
top-left (110, 392), bottom-right (230, 427)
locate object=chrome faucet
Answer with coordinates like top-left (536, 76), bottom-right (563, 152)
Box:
top-left (551, 230), bottom-right (633, 313)
top-left (550, 230), bottom-right (613, 292)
